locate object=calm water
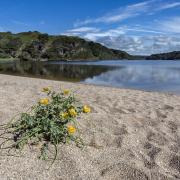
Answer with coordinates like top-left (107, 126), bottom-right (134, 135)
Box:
top-left (1, 60), bottom-right (180, 93)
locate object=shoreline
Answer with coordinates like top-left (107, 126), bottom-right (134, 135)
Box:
top-left (0, 73), bottom-right (178, 96)
top-left (1, 58), bottom-right (180, 63)
top-left (0, 74), bottom-right (180, 179)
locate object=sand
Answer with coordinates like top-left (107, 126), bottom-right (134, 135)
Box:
top-left (0, 74), bottom-right (180, 180)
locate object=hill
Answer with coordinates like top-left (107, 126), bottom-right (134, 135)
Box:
top-left (146, 51), bottom-right (180, 60)
top-left (0, 31), bottom-right (133, 61)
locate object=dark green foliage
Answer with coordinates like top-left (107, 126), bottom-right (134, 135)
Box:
top-left (19, 40), bottom-right (44, 60)
top-left (0, 49), bottom-right (11, 58)
top-left (146, 51), bottom-right (180, 60)
top-left (0, 31), bottom-right (132, 61)
top-left (38, 33), bottom-right (49, 44)
top-left (0, 89), bottom-right (85, 165)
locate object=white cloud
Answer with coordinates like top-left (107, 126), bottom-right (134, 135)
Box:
top-left (63, 27), bottom-right (100, 38)
top-left (96, 35), bottom-right (180, 55)
top-left (156, 2), bottom-right (180, 11)
top-left (64, 25), bottom-right (171, 54)
top-left (66, 26), bottom-right (131, 41)
top-left (74, 1), bottom-right (180, 27)
top-left (67, 27), bottom-right (99, 33)
top-left (65, 1), bottom-right (180, 55)
top-left (117, 26), bottom-right (165, 34)
top-left (66, 26), bottom-right (165, 41)
top-left (64, 25), bottom-right (176, 55)
top-left (159, 17), bottom-right (180, 33)
top-left (63, 32), bottom-right (81, 36)
top-left (74, 1), bottom-right (152, 26)
top-left (84, 30), bottom-right (125, 41)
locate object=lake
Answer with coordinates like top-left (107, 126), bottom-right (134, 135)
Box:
top-left (0, 60), bottom-right (180, 94)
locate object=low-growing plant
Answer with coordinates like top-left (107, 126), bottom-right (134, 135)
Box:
top-left (0, 87), bottom-right (91, 165)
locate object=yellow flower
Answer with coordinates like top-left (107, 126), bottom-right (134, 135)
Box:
top-left (68, 108), bottom-right (77, 117)
top-left (67, 125), bottom-right (76, 134)
top-left (39, 98), bottom-right (49, 105)
top-left (42, 87), bottom-right (51, 93)
top-left (83, 105), bottom-right (91, 113)
top-left (60, 112), bottom-right (69, 119)
top-left (63, 89), bottom-right (70, 95)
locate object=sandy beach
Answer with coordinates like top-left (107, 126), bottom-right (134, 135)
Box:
top-left (0, 74), bottom-right (180, 179)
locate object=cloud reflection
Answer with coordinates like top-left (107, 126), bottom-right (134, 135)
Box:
top-left (84, 65), bottom-right (180, 93)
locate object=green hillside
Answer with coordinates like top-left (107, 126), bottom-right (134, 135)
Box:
top-left (0, 31), bottom-right (133, 61)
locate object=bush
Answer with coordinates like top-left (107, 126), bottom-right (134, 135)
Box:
top-left (0, 88), bottom-right (91, 165)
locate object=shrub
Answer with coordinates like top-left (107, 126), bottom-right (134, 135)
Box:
top-left (0, 87), bottom-right (91, 165)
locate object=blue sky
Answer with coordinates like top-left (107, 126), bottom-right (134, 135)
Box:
top-left (0, 0), bottom-right (180, 55)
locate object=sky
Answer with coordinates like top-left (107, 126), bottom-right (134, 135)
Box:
top-left (0, 0), bottom-right (180, 55)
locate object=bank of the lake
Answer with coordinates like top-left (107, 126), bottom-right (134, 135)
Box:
top-left (1, 60), bottom-right (180, 94)
top-left (0, 74), bottom-right (180, 179)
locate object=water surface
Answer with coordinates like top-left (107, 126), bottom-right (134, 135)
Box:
top-left (1, 60), bottom-right (180, 94)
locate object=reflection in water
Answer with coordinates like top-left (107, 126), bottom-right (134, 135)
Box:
top-left (1, 60), bottom-right (180, 93)
top-left (0, 61), bottom-right (115, 82)
top-left (84, 65), bottom-right (180, 93)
